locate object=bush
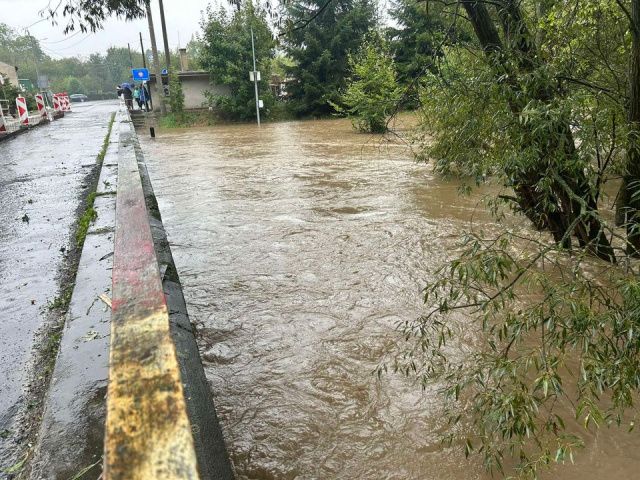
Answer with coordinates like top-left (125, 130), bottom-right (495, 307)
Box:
top-left (167, 70), bottom-right (185, 118)
top-left (333, 34), bottom-right (401, 133)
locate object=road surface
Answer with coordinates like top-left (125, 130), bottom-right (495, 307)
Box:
top-left (0, 100), bottom-right (118, 467)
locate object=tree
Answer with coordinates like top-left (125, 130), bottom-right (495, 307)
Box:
top-left (387, 0), bottom-right (470, 84)
top-left (185, 37), bottom-right (205, 71)
top-left (167, 69), bottom-right (185, 119)
top-left (280, 0), bottom-right (378, 116)
top-left (198, 1), bottom-right (275, 121)
top-left (0, 24), bottom-right (47, 86)
top-left (62, 76), bottom-right (87, 94)
top-left (333, 33), bottom-right (401, 133)
top-left (51, 0), bottom-right (147, 33)
top-left (387, 0), bottom-right (640, 477)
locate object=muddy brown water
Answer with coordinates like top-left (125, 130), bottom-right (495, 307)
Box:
top-left (139, 118), bottom-right (640, 479)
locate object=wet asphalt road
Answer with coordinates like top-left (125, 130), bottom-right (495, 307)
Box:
top-left (0, 100), bottom-right (118, 461)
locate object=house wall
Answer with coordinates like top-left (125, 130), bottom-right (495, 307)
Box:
top-left (182, 76), bottom-right (230, 109)
top-left (149, 72), bottom-right (231, 110)
top-left (0, 61), bottom-right (19, 88)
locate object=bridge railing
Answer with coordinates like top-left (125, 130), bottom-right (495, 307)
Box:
top-left (103, 115), bottom-right (200, 479)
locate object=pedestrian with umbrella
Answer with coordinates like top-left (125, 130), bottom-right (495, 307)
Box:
top-left (121, 82), bottom-right (133, 111)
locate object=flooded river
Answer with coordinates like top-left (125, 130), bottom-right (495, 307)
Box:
top-left (140, 118), bottom-right (640, 479)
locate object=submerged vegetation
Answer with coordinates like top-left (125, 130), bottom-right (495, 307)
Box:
top-left (380, 0), bottom-right (640, 477)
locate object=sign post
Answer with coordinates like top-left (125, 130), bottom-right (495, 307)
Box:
top-left (132, 68), bottom-right (150, 82)
top-left (250, 26), bottom-right (260, 126)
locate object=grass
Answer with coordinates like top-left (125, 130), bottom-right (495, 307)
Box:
top-left (75, 195), bottom-right (97, 247)
top-left (156, 104), bottom-right (309, 129)
top-left (45, 331), bottom-right (62, 371)
top-left (98, 112), bottom-right (116, 165)
top-left (157, 111), bottom-right (223, 128)
top-left (69, 457), bottom-right (102, 479)
top-left (74, 112), bottom-right (115, 247)
top-left (48, 287), bottom-right (72, 311)
top-left (2, 452), bottom-right (28, 474)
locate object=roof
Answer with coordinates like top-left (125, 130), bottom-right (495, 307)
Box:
top-left (149, 70), bottom-right (210, 80)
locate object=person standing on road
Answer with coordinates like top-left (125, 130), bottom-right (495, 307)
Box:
top-left (139, 84), bottom-right (150, 112)
top-left (143, 81), bottom-right (153, 110)
top-left (122, 85), bottom-right (133, 111)
top-left (133, 85), bottom-right (141, 110)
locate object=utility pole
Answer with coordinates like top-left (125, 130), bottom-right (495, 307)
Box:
top-left (146, 2), bottom-right (166, 115)
top-left (27, 30), bottom-right (41, 85)
top-left (250, 26), bottom-right (260, 126)
top-left (127, 43), bottom-right (133, 70)
top-left (158, 0), bottom-right (171, 72)
top-left (139, 32), bottom-right (147, 69)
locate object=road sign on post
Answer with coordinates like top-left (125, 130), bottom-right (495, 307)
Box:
top-left (132, 68), bottom-right (150, 81)
top-left (37, 75), bottom-right (50, 89)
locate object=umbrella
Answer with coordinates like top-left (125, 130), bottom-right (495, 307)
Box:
top-left (121, 82), bottom-right (133, 88)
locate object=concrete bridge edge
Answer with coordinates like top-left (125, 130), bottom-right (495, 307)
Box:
top-left (130, 117), bottom-right (236, 480)
top-left (29, 107), bottom-right (235, 479)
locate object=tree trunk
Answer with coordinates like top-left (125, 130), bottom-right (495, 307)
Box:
top-left (624, 0), bottom-right (640, 256)
top-left (460, 0), bottom-right (616, 263)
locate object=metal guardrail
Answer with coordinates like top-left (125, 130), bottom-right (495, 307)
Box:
top-left (103, 115), bottom-right (200, 479)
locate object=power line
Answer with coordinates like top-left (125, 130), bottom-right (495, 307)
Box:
top-left (40, 30), bottom-right (83, 44)
top-left (55, 33), bottom-right (94, 50)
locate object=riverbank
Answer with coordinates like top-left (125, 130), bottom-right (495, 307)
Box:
top-left (155, 108), bottom-right (420, 132)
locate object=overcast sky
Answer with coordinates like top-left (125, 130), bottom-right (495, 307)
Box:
top-left (0, 0), bottom-right (222, 59)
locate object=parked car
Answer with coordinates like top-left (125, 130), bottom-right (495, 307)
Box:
top-left (69, 94), bottom-right (89, 102)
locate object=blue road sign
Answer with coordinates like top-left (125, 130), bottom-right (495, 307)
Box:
top-left (162, 68), bottom-right (167, 74)
top-left (147, 53), bottom-right (153, 62)
top-left (132, 68), bottom-right (150, 81)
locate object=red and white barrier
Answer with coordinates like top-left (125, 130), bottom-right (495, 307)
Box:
top-left (52, 95), bottom-right (60, 113)
top-left (16, 96), bottom-right (29, 124)
top-left (35, 94), bottom-right (47, 118)
top-left (0, 106), bottom-right (6, 132)
top-left (63, 95), bottom-right (71, 112)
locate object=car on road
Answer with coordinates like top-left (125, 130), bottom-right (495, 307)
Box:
top-left (70, 94), bottom-right (89, 102)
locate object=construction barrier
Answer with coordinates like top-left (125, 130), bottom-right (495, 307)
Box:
top-left (35, 94), bottom-right (47, 118)
top-left (55, 93), bottom-right (71, 113)
top-left (53, 95), bottom-right (61, 113)
top-left (0, 106), bottom-right (6, 132)
top-left (16, 96), bottom-right (29, 124)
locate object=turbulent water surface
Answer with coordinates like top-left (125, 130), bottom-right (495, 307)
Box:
top-left (140, 117), bottom-right (640, 479)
